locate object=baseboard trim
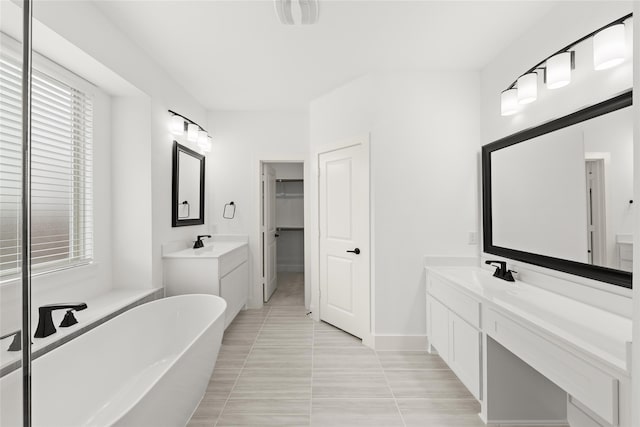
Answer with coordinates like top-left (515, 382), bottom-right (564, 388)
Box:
top-left (372, 334), bottom-right (428, 351)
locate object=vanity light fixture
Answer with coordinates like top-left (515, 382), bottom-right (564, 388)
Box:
top-left (500, 89), bottom-right (519, 116)
top-left (516, 72), bottom-right (538, 104)
top-left (169, 110), bottom-right (211, 152)
top-left (499, 13), bottom-right (631, 117)
top-left (593, 23), bottom-right (626, 70)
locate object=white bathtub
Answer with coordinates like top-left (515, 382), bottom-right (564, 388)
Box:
top-left (1, 294), bottom-right (226, 427)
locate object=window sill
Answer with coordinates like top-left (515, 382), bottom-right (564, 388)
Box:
top-left (0, 288), bottom-right (162, 377)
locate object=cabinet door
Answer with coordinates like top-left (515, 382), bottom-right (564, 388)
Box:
top-left (449, 311), bottom-right (481, 400)
top-left (428, 296), bottom-right (449, 361)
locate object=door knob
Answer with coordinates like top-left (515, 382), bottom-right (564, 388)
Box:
top-left (346, 248), bottom-right (360, 254)
top-left (275, 234), bottom-right (280, 238)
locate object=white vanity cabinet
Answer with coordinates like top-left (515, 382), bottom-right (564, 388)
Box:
top-left (426, 266), bottom-right (633, 427)
top-left (426, 273), bottom-right (482, 400)
top-left (163, 241), bottom-right (249, 329)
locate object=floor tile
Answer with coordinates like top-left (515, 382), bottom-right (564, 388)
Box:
top-left (216, 414), bottom-right (310, 426)
top-left (254, 328), bottom-right (313, 347)
top-left (377, 350), bottom-right (448, 370)
top-left (230, 368), bottom-right (312, 399)
top-left (189, 393), bottom-right (227, 421)
top-left (245, 346), bottom-right (312, 369)
top-left (310, 398), bottom-right (403, 426)
top-left (312, 369), bottom-right (392, 398)
top-left (397, 397), bottom-right (484, 426)
top-left (215, 345), bottom-right (252, 370)
top-left (206, 369), bottom-right (241, 398)
top-left (313, 347), bottom-right (381, 371)
top-left (222, 329), bottom-right (259, 346)
top-left (217, 398), bottom-right (310, 426)
top-left (385, 369), bottom-right (474, 398)
top-left (313, 328), bottom-right (362, 347)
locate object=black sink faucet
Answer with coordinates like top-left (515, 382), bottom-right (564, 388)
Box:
top-left (193, 234), bottom-right (212, 249)
top-left (485, 260), bottom-right (515, 282)
top-left (34, 303), bottom-right (88, 338)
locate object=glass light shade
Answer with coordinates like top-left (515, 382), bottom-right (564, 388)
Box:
top-left (197, 130), bottom-right (208, 146)
top-left (546, 52), bottom-right (572, 89)
top-left (187, 123), bottom-right (199, 142)
top-left (200, 137), bottom-right (212, 153)
top-left (500, 89), bottom-right (518, 116)
top-left (593, 24), bottom-right (626, 70)
top-left (170, 115), bottom-right (184, 135)
top-left (517, 73), bottom-right (537, 104)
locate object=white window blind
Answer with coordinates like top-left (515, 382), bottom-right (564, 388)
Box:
top-left (0, 51), bottom-right (94, 280)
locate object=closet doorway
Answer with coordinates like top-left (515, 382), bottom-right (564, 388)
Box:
top-left (261, 162), bottom-right (305, 305)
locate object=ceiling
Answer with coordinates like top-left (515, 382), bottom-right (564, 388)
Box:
top-left (93, 1), bottom-right (561, 111)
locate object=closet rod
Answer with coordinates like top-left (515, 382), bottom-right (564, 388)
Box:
top-left (276, 178), bottom-right (303, 182)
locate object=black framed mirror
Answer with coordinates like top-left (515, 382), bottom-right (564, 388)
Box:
top-left (172, 141), bottom-right (205, 227)
top-left (482, 91), bottom-right (632, 288)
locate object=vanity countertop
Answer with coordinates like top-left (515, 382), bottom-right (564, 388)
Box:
top-left (427, 266), bottom-right (632, 373)
top-left (162, 241), bottom-right (247, 259)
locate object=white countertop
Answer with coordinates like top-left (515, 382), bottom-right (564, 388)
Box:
top-left (427, 266), bottom-right (632, 373)
top-left (162, 241), bottom-right (247, 259)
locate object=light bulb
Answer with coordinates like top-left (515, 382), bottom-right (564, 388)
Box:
top-left (197, 130), bottom-right (208, 146)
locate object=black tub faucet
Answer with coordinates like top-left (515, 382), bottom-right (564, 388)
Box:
top-left (34, 303), bottom-right (88, 338)
top-left (193, 234), bottom-right (212, 249)
top-left (485, 260), bottom-right (515, 282)
top-left (0, 330), bottom-right (23, 352)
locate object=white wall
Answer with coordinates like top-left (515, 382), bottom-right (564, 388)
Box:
top-left (480, 2), bottom-right (634, 313)
top-left (207, 111), bottom-right (308, 307)
top-left (310, 71), bottom-right (482, 338)
top-left (0, 0), bottom-right (211, 334)
top-left (30, 0), bottom-right (211, 294)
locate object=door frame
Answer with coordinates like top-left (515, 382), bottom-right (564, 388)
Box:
top-left (257, 157), bottom-right (310, 309)
top-left (311, 134), bottom-right (373, 347)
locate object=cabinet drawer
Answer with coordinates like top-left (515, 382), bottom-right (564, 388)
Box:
top-left (219, 245), bottom-right (248, 277)
top-left (428, 275), bottom-right (481, 328)
top-left (485, 308), bottom-right (618, 425)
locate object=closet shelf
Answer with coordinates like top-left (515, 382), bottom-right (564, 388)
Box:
top-left (276, 193), bottom-right (304, 198)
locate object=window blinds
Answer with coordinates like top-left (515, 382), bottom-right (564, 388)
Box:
top-left (0, 52), bottom-right (93, 279)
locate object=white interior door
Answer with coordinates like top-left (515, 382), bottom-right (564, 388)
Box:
top-left (263, 164), bottom-right (278, 302)
top-left (319, 141), bottom-right (369, 339)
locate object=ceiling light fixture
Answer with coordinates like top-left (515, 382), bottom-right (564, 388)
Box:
top-left (168, 110), bottom-right (211, 151)
top-left (274, 0), bottom-right (319, 25)
top-left (500, 13), bottom-right (631, 117)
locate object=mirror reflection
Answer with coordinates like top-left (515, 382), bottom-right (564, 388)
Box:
top-left (491, 105), bottom-right (633, 272)
top-left (172, 141), bottom-right (205, 227)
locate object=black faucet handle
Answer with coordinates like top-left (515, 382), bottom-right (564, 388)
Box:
top-left (196, 234), bottom-right (212, 240)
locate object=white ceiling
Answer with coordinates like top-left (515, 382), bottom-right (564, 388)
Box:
top-left (94, 1), bottom-right (560, 111)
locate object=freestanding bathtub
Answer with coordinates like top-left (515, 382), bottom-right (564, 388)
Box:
top-left (1, 294), bottom-right (226, 427)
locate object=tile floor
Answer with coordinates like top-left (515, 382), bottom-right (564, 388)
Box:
top-left (187, 273), bottom-right (568, 427)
